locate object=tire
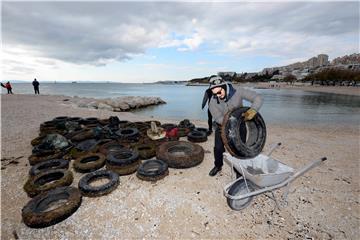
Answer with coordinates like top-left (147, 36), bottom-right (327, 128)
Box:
top-left (29, 159), bottom-right (69, 176)
top-left (73, 153), bottom-right (106, 173)
top-left (28, 151), bottom-right (68, 166)
top-left (137, 159), bottom-right (169, 181)
top-left (133, 143), bottom-right (156, 159)
top-left (106, 161), bottom-right (140, 176)
top-left (71, 129), bottom-right (94, 142)
top-left (227, 179), bottom-right (255, 211)
top-left (115, 128), bottom-right (139, 140)
top-left (194, 127), bottom-right (210, 136)
top-left (119, 120), bottom-right (130, 128)
top-left (75, 139), bottom-right (98, 152)
top-left (24, 169), bottom-right (74, 197)
top-left (98, 141), bottom-right (127, 155)
top-left (31, 135), bottom-right (46, 146)
top-left (156, 141), bottom-right (204, 169)
top-left (98, 118), bottom-right (110, 126)
top-left (53, 116), bottom-right (68, 122)
top-left (187, 131), bottom-right (207, 143)
top-left (221, 107), bottom-right (266, 158)
top-left (106, 149), bottom-right (139, 166)
top-left (68, 117), bottom-right (83, 123)
top-left (22, 186), bottom-right (82, 228)
top-left (81, 118), bottom-right (99, 125)
top-left (40, 121), bottom-right (56, 130)
top-left (78, 170), bottom-right (119, 197)
top-left (178, 119), bottom-right (195, 129)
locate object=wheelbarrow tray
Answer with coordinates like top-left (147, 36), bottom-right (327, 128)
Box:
top-left (224, 153), bottom-right (294, 187)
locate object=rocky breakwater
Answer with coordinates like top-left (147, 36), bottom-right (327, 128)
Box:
top-left (66, 96), bottom-right (166, 112)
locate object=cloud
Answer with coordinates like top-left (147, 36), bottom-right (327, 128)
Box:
top-left (2, 1), bottom-right (359, 73)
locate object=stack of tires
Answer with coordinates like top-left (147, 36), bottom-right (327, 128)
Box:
top-left (22, 116), bottom-right (207, 228)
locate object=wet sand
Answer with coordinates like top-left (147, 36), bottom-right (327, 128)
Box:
top-left (1, 94), bottom-right (359, 239)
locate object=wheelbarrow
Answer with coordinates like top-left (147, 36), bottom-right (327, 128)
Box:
top-left (223, 142), bottom-right (327, 211)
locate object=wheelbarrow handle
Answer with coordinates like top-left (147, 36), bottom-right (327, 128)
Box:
top-left (289, 156), bottom-right (328, 183)
top-left (267, 142), bottom-right (282, 156)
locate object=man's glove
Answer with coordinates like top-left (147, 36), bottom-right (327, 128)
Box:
top-left (243, 108), bottom-right (257, 121)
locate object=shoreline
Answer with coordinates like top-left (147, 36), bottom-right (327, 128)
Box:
top-left (4, 82), bottom-right (360, 97)
top-left (1, 94), bottom-right (359, 239)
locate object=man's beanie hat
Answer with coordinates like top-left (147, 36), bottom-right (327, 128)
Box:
top-left (209, 76), bottom-right (226, 89)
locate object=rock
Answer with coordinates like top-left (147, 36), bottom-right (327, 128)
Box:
top-left (87, 101), bottom-right (98, 109)
top-left (98, 103), bottom-right (113, 111)
top-left (75, 96), bottom-right (165, 111)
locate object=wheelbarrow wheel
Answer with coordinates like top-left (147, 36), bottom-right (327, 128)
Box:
top-left (227, 178), bottom-right (255, 211)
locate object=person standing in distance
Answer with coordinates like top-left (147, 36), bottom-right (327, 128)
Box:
top-left (32, 78), bottom-right (40, 94)
top-left (207, 76), bottom-right (263, 176)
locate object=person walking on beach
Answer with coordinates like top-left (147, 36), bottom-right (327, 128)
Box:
top-left (5, 81), bottom-right (13, 94)
top-left (206, 76), bottom-right (263, 176)
top-left (32, 78), bottom-right (40, 94)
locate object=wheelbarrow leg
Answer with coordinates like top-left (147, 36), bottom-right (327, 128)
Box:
top-left (281, 183), bottom-right (291, 207)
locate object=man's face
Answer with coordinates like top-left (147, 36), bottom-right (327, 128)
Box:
top-left (211, 87), bottom-right (225, 99)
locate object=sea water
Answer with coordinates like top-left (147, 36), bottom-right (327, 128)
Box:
top-left (4, 83), bottom-right (360, 125)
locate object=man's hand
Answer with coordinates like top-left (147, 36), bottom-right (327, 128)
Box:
top-left (243, 108), bottom-right (257, 121)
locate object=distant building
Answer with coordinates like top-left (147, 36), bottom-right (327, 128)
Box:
top-left (307, 57), bottom-right (318, 68)
top-left (318, 54), bottom-right (329, 66)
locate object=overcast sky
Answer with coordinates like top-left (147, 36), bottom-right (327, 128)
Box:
top-left (2, 1), bottom-right (359, 82)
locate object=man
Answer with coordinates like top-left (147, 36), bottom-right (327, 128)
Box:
top-left (32, 78), bottom-right (40, 94)
top-left (5, 81), bottom-right (13, 94)
top-left (207, 76), bottom-right (263, 176)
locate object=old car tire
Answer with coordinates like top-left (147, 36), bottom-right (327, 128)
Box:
top-left (29, 159), bottom-right (69, 176)
top-left (221, 107), bottom-right (266, 158)
top-left (106, 162), bottom-right (140, 175)
top-left (71, 129), bottom-right (95, 142)
top-left (106, 149), bottom-right (140, 175)
top-left (106, 149), bottom-right (139, 166)
top-left (75, 139), bottom-right (99, 152)
top-left (22, 186), bottom-right (82, 228)
top-left (133, 143), bottom-right (156, 159)
top-left (78, 170), bottom-right (119, 197)
top-left (73, 153), bottom-right (106, 173)
top-left (227, 179), bottom-right (255, 211)
top-left (137, 159), bottom-right (169, 181)
top-left (115, 128), bottom-right (139, 140)
top-left (156, 141), bottom-right (204, 168)
top-left (24, 169), bottom-right (74, 198)
top-left (31, 135), bottom-right (46, 146)
top-left (187, 131), bottom-right (207, 143)
top-left (28, 150), bottom-right (69, 166)
top-left (98, 141), bottom-right (127, 155)
top-left (194, 127), bottom-right (211, 136)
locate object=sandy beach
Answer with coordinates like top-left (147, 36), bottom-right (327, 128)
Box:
top-left (1, 94), bottom-right (359, 239)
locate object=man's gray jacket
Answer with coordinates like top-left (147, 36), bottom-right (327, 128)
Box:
top-left (208, 83), bottom-right (263, 125)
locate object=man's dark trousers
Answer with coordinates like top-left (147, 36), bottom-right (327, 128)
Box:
top-left (213, 123), bottom-right (247, 168)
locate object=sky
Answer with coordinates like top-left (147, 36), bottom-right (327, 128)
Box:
top-left (1, 1), bottom-right (359, 83)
